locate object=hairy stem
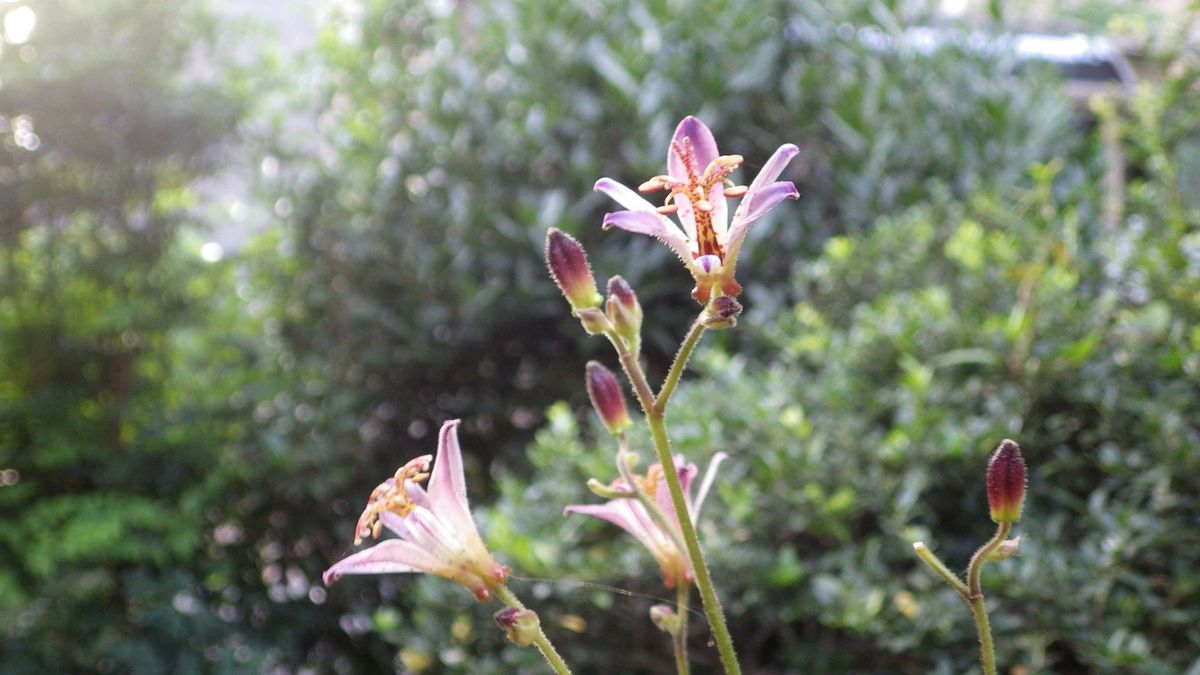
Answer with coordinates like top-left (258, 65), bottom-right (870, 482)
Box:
top-left (606, 315), bottom-right (741, 674)
top-left (674, 583), bottom-right (691, 675)
top-left (655, 315), bottom-right (706, 413)
top-left (965, 522), bottom-right (1011, 675)
top-left (647, 414), bottom-right (741, 675)
top-left (970, 594), bottom-right (996, 675)
top-left (912, 542), bottom-right (969, 600)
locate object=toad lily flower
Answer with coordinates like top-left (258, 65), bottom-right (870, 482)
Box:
top-left (595, 116), bottom-right (799, 303)
top-left (565, 453), bottom-right (727, 589)
top-left (323, 419), bottom-right (509, 601)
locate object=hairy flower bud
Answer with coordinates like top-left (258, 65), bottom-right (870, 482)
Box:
top-left (649, 604), bottom-right (680, 635)
top-left (576, 308), bottom-right (611, 335)
top-left (605, 276), bottom-right (643, 356)
top-left (702, 295), bottom-right (743, 329)
top-left (586, 361), bottom-right (631, 435)
top-left (494, 607), bottom-right (541, 647)
top-left (545, 228), bottom-right (601, 313)
top-left (985, 536), bottom-right (1022, 562)
top-left (986, 439), bottom-right (1027, 523)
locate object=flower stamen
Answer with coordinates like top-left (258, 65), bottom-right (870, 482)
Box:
top-left (353, 454), bottom-right (433, 544)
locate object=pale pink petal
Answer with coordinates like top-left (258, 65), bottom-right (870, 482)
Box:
top-left (725, 182), bottom-right (799, 266)
top-left (602, 211), bottom-right (697, 274)
top-left (378, 511), bottom-right (410, 538)
top-left (671, 193), bottom-right (698, 242)
top-left (666, 117), bottom-right (723, 242)
top-left (426, 419), bottom-right (479, 542)
top-left (594, 177), bottom-right (661, 213)
top-left (746, 143), bottom-right (799, 195)
top-left (655, 458), bottom-right (699, 525)
top-left (741, 181), bottom-right (800, 227)
top-left (601, 210), bottom-right (688, 248)
top-left (323, 539), bottom-right (446, 585)
top-left (693, 452), bottom-right (728, 521)
top-left (725, 143), bottom-right (800, 255)
top-left (564, 502), bottom-right (638, 533)
top-left (668, 116), bottom-right (718, 182)
top-left (404, 505), bottom-right (467, 563)
top-left (404, 480), bottom-right (431, 509)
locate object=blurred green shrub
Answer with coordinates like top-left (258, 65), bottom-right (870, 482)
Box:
top-left (258, 0), bottom-right (1073, 469)
top-left (0, 1), bottom-right (293, 672)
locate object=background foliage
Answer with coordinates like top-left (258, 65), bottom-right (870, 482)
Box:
top-left (2, 0), bottom-right (1198, 672)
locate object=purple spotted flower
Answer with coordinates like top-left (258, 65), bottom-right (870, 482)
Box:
top-left (323, 420), bottom-right (509, 601)
top-left (565, 453), bottom-right (726, 589)
top-left (595, 116), bottom-right (799, 303)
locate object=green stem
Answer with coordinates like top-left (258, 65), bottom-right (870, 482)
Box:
top-left (967, 522), bottom-right (1011, 599)
top-left (605, 318), bottom-right (741, 674)
top-left (655, 315), bottom-right (707, 413)
top-left (613, 337), bottom-right (656, 410)
top-left (647, 414), bottom-right (741, 675)
top-left (492, 585), bottom-right (573, 675)
top-left (970, 594), bottom-right (996, 675)
top-left (673, 583), bottom-right (691, 675)
top-left (911, 542), bottom-right (969, 600)
top-left (965, 522), bottom-right (1011, 675)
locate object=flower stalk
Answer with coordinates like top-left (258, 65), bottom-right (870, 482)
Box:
top-left (912, 440), bottom-right (1027, 675)
top-left (599, 313), bottom-right (742, 675)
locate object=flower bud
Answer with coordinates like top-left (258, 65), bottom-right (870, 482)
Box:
top-left (494, 607), bottom-right (541, 647)
top-left (985, 536), bottom-right (1022, 562)
top-left (586, 361), bottom-right (631, 436)
top-left (649, 604), bottom-right (680, 635)
top-left (577, 307), bottom-right (611, 335)
top-left (545, 228), bottom-right (601, 313)
top-left (605, 276), bottom-right (643, 356)
top-left (986, 439), bottom-right (1027, 523)
top-left (702, 295), bottom-right (743, 329)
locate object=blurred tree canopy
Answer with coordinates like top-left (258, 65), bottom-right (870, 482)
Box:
top-left (2, 0), bottom-right (1198, 672)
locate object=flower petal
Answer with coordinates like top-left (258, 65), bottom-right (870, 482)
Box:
top-left (655, 457), bottom-right (699, 525)
top-left (693, 452), bottom-right (728, 520)
top-left (566, 502), bottom-right (672, 565)
top-left (427, 419), bottom-right (482, 545)
top-left (594, 177), bottom-right (660, 213)
top-left (668, 116), bottom-right (718, 182)
top-left (742, 181), bottom-right (801, 227)
top-left (666, 117), bottom-right (725, 243)
top-left (323, 539), bottom-right (446, 585)
top-left (725, 181), bottom-right (800, 267)
top-left (404, 505), bottom-right (468, 562)
top-left (746, 143), bottom-right (799, 195)
top-left (602, 211), bottom-right (695, 270)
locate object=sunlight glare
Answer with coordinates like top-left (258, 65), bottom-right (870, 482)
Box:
top-left (3, 6), bottom-right (36, 45)
top-left (200, 242), bottom-right (225, 263)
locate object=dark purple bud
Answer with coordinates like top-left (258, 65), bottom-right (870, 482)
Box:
top-left (545, 228), bottom-right (600, 312)
top-left (586, 361), bottom-right (631, 435)
top-left (987, 439), bottom-right (1027, 523)
top-left (702, 295), bottom-right (743, 329)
